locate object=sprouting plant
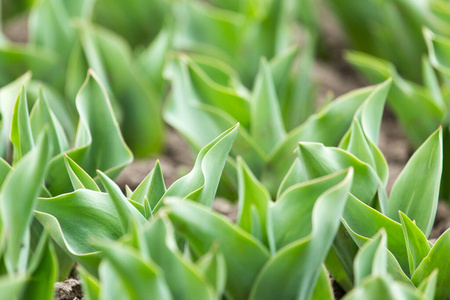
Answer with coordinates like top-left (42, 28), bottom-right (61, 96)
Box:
top-left (165, 54), bottom-right (389, 197)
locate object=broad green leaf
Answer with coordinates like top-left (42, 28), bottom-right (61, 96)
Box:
top-left (272, 169), bottom-right (349, 250)
top-left (0, 275), bottom-right (27, 300)
top-left (412, 229), bottom-right (450, 300)
top-left (346, 51), bottom-right (444, 148)
top-left (311, 265), bottom-right (335, 300)
top-left (142, 217), bottom-right (215, 300)
top-left (30, 87), bottom-right (69, 158)
top-left (97, 171), bottom-right (147, 233)
top-left (399, 212), bottom-right (431, 275)
top-left (339, 80), bottom-right (390, 187)
top-left (10, 86), bottom-right (34, 164)
top-left (157, 124), bottom-right (239, 209)
top-left (353, 230), bottom-right (387, 286)
top-left (249, 168), bottom-right (353, 300)
top-left (130, 160), bottom-right (166, 207)
top-left (297, 142), bottom-right (384, 208)
top-left (1, 130), bottom-right (51, 274)
top-left (236, 157), bottom-right (271, 246)
top-left (64, 154), bottom-right (100, 192)
top-left (186, 54), bottom-right (251, 128)
top-left (46, 70), bottom-right (133, 196)
top-left (0, 72), bottom-right (31, 158)
top-left (94, 241), bottom-right (173, 300)
top-left (340, 119), bottom-right (389, 188)
top-left (263, 86), bottom-right (374, 194)
top-left (387, 128), bottom-right (442, 236)
top-left (29, 0), bottom-right (77, 70)
top-left (166, 199), bottom-right (270, 300)
top-left (250, 59), bottom-right (286, 153)
top-left (79, 267), bottom-right (100, 300)
top-left (35, 190), bottom-right (123, 273)
top-left (23, 233), bottom-right (58, 300)
top-left (342, 195), bottom-right (410, 275)
top-left (76, 22), bottom-right (164, 157)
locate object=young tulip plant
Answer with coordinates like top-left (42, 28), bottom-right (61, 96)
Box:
top-left (0, 71), bottom-right (448, 300)
top-left (346, 28), bottom-right (450, 201)
top-left (164, 51), bottom-right (389, 197)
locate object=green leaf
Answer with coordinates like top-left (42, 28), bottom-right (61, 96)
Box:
top-left (76, 22), bottom-right (164, 157)
top-left (236, 157), bottom-right (271, 246)
top-left (387, 128), bottom-right (442, 236)
top-left (94, 241), bottom-right (173, 300)
top-left (353, 230), bottom-right (387, 286)
top-left (30, 86), bottom-right (69, 158)
top-left (418, 270), bottom-right (438, 300)
top-left (166, 199), bottom-right (270, 300)
top-left (10, 86), bottom-right (34, 164)
top-left (311, 265), bottom-right (335, 300)
top-left (272, 169), bottom-right (350, 250)
top-left (264, 86), bottom-right (374, 194)
top-left (157, 124), bottom-right (239, 210)
top-left (78, 267), bottom-right (100, 300)
top-left (22, 233), bottom-right (58, 300)
top-left (130, 160), bottom-right (166, 207)
top-left (412, 229), bottom-right (450, 300)
top-left (0, 275), bottom-right (27, 300)
top-left (98, 261), bottom-right (128, 300)
top-left (346, 51), bottom-right (444, 148)
top-left (142, 217), bottom-right (215, 300)
top-left (342, 276), bottom-right (424, 300)
top-left (249, 168), bottom-right (353, 300)
top-left (250, 59), bottom-right (286, 153)
top-left (342, 194), bottom-right (410, 276)
top-left (399, 212), bottom-right (431, 275)
top-left (196, 244), bottom-right (227, 298)
top-left (64, 154), bottom-right (100, 192)
top-left (35, 190), bottom-right (123, 274)
top-left (0, 158), bottom-right (11, 187)
top-left (297, 142), bottom-right (384, 208)
top-left (1, 130), bottom-right (51, 274)
top-left (186, 54), bottom-right (251, 128)
top-left (97, 171), bottom-right (147, 233)
top-left (46, 70), bottom-right (133, 195)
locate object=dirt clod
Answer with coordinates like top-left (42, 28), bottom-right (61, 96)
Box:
top-left (54, 278), bottom-right (83, 300)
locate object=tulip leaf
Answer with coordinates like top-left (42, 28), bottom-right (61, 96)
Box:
top-left (412, 229), bottom-right (450, 300)
top-left (158, 124), bottom-right (239, 209)
top-left (399, 212), bottom-right (431, 275)
top-left (10, 86), bottom-right (34, 164)
top-left (249, 168), bottom-right (352, 300)
top-left (64, 154), bottom-right (100, 192)
top-left (130, 160), bottom-right (166, 207)
top-left (94, 241), bottom-right (173, 300)
top-left (353, 230), bottom-right (387, 286)
top-left (237, 157), bottom-right (271, 246)
top-left (1, 130), bottom-right (51, 274)
top-left (35, 190), bottom-right (123, 273)
top-left (142, 217), bottom-right (215, 300)
top-left (166, 199), bottom-right (270, 300)
top-left (387, 128), bottom-right (442, 237)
